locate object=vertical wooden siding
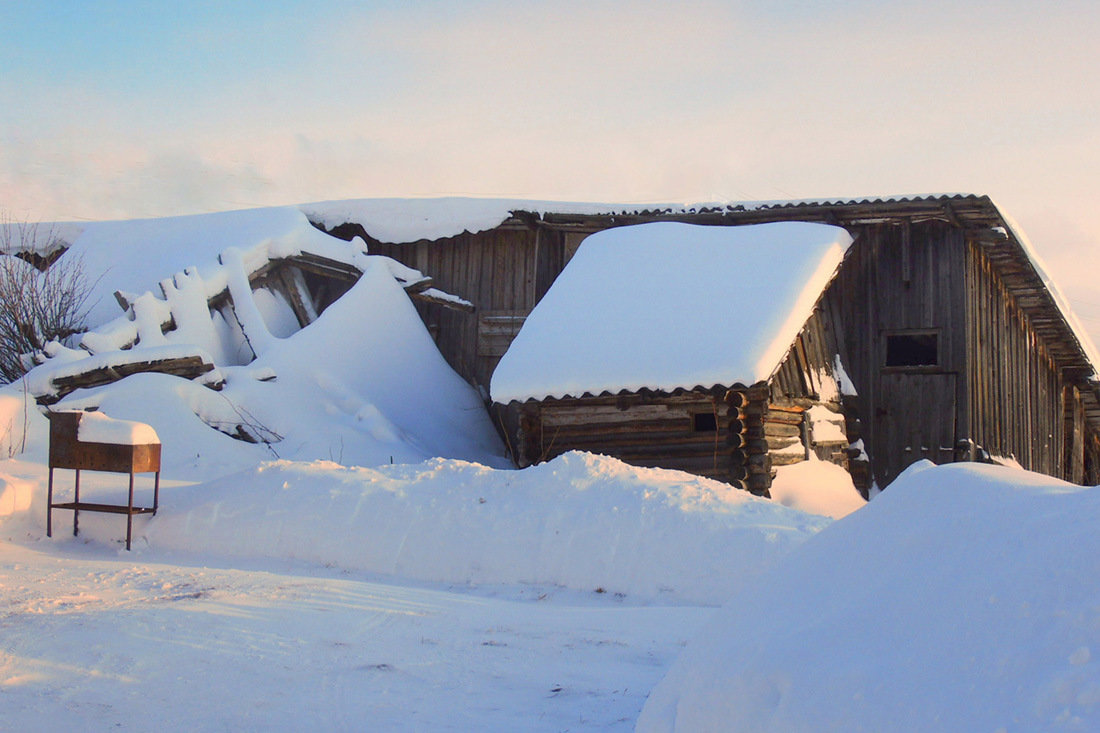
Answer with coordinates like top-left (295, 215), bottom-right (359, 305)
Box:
top-left (966, 242), bottom-right (1065, 476)
top-left (821, 221), bottom-right (968, 486)
top-left (368, 227), bottom-right (566, 389)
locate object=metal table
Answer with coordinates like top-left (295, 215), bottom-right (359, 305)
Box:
top-left (46, 411), bottom-right (161, 551)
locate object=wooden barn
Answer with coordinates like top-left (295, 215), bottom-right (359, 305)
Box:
top-left (312, 194), bottom-right (1100, 493)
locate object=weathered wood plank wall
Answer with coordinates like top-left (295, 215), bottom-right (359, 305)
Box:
top-left (820, 221), bottom-right (968, 486)
top-left (965, 242), bottom-right (1065, 476)
top-left (366, 227), bottom-right (566, 389)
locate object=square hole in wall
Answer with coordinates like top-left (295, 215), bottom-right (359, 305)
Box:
top-left (885, 331), bottom-right (939, 367)
top-left (693, 412), bottom-right (718, 432)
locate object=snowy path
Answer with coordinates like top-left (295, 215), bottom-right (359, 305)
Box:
top-left (1, 544), bottom-right (711, 731)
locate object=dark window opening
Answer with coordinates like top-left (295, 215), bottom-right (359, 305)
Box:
top-left (693, 412), bottom-right (718, 432)
top-left (886, 332), bottom-right (939, 367)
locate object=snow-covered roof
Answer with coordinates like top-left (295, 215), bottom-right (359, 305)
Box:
top-left (299, 194), bottom-right (976, 245)
top-left (302, 195), bottom-right (1100, 398)
top-left (22, 193), bottom-right (1099, 394)
top-left (490, 221), bottom-right (851, 403)
top-left (60, 206), bottom-right (362, 330)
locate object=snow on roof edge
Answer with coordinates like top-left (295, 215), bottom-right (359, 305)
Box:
top-left (992, 202), bottom-right (1100, 375)
top-left (21, 193), bottom-right (1094, 381)
top-left (15, 193), bottom-right (980, 254)
top-left (298, 194), bottom-right (982, 245)
top-left (755, 240), bottom-right (849, 382)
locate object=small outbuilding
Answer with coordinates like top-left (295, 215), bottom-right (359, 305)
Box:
top-left (489, 221), bottom-right (855, 496)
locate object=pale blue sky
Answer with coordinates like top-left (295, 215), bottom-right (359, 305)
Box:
top-left (3, 1), bottom-right (1100, 336)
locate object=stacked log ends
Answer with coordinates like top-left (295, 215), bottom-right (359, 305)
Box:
top-left (728, 388), bottom-right (771, 498)
top-left (765, 403), bottom-right (807, 467)
top-left (517, 406), bottom-right (541, 468)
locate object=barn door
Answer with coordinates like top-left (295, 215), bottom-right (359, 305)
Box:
top-left (874, 373), bottom-right (957, 486)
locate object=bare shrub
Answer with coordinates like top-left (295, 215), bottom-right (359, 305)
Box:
top-left (0, 218), bottom-right (93, 383)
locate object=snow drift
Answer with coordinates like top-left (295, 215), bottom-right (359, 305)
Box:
top-left (27, 257), bottom-right (506, 482)
top-left (638, 460), bottom-right (1100, 731)
top-left (103, 451), bottom-right (827, 606)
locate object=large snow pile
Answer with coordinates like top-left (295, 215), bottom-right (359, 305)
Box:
top-left (2, 451), bottom-right (828, 606)
top-left (638, 460), bottom-right (1100, 731)
top-left (491, 221), bottom-right (851, 403)
top-left (769, 458), bottom-right (866, 519)
top-left (32, 258), bottom-right (506, 479)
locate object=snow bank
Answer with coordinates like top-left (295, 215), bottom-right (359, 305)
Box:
top-left (491, 221), bottom-right (850, 403)
top-left (40, 258), bottom-right (505, 481)
top-left (638, 461), bottom-right (1100, 731)
top-left (768, 458), bottom-right (865, 519)
top-left (140, 452), bottom-right (826, 605)
top-left (0, 472), bottom-right (33, 516)
top-left (0, 386), bottom-right (46, 460)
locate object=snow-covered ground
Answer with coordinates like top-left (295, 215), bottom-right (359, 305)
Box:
top-left (0, 447), bottom-right (829, 731)
top-left (8, 453), bottom-right (1098, 731)
top-left (4, 201), bottom-right (1094, 730)
top-left (639, 460), bottom-right (1100, 732)
top-left (2, 542), bottom-right (710, 731)
top-left (2, 541), bottom-right (715, 730)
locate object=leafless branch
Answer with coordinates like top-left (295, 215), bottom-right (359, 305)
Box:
top-left (0, 215), bottom-right (93, 383)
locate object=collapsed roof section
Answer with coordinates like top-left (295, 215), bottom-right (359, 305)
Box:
top-left (21, 208), bottom-right (471, 405)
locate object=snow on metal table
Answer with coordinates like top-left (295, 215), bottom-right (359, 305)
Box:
top-left (46, 410), bottom-right (161, 551)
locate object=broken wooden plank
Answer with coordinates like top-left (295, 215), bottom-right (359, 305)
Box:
top-left (39, 353), bottom-right (216, 405)
top-left (411, 287), bottom-right (475, 312)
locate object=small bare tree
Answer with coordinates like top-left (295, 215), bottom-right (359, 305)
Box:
top-left (0, 217), bottom-right (93, 383)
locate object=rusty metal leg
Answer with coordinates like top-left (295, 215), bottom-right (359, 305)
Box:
top-left (47, 467), bottom-right (54, 538)
top-left (153, 471), bottom-right (160, 514)
top-left (73, 469), bottom-right (80, 537)
top-left (126, 471), bottom-right (134, 551)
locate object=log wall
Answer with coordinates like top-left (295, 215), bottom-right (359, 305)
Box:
top-left (504, 388), bottom-right (772, 493)
top-left (768, 306), bottom-right (869, 492)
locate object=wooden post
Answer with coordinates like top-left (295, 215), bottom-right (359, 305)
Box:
top-left (47, 468), bottom-right (54, 537)
top-left (126, 471), bottom-right (135, 551)
top-left (73, 469), bottom-right (80, 537)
